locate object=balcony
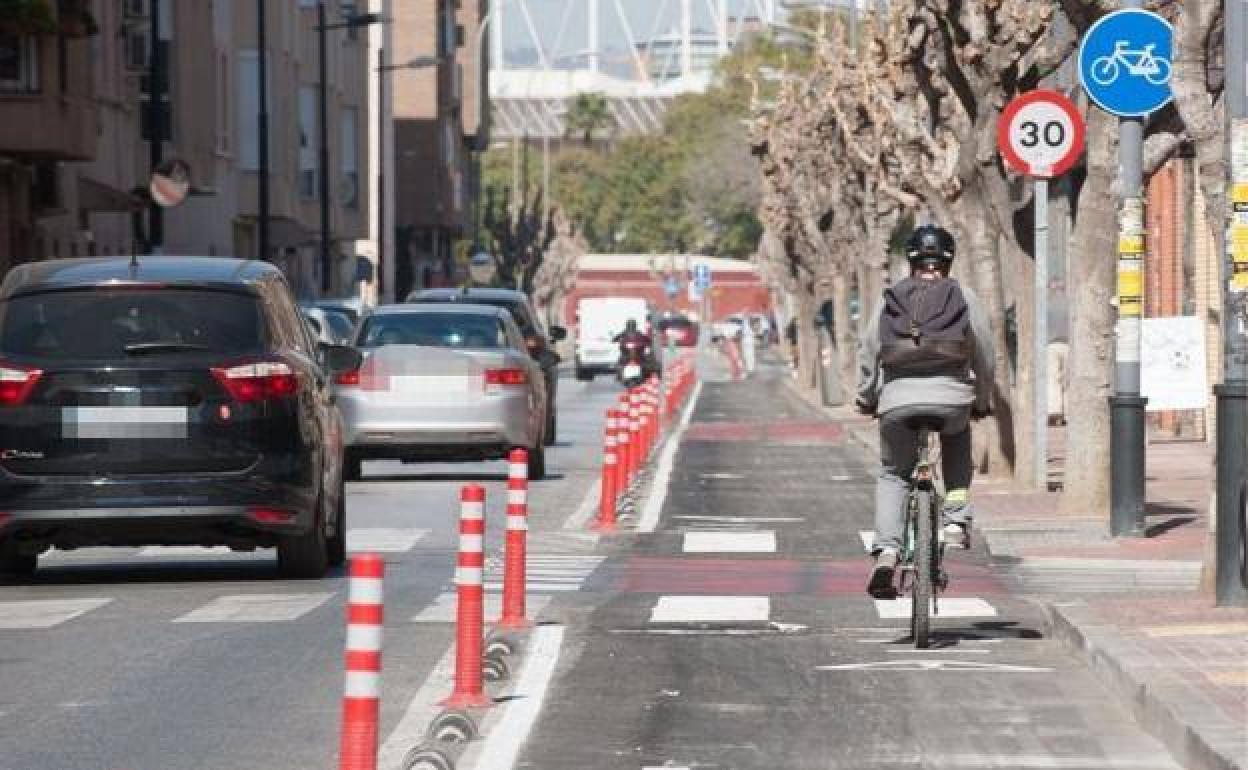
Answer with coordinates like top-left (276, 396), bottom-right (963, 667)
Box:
top-left (0, 32), bottom-right (97, 161)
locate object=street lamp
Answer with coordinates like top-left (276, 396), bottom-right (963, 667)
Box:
top-left (317, 3), bottom-right (385, 295)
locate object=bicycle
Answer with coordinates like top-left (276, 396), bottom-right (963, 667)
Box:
top-left (896, 417), bottom-right (948, 649)
top-left (1090, 41), bottom-right (1172, 87)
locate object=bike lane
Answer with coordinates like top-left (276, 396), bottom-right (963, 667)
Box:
top-left (506, 363), bottom-right (1182, 769)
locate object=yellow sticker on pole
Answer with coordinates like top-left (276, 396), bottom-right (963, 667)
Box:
top-left (1118, 235), bottom-right (1145, 254)
top-left (1119, 297), bottom-right (1143, 317)
top-left (1118, 269), bottom-right (1143, 298)
top-left (1233, 183), bottom-right (1248, 204)
top-left (1234, 273), bottom-right (1248, 291)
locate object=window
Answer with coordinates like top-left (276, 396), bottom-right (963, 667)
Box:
top-left (0, 34), bottom-right (38, 94)
top-left (340, 106), bottom-right (358, 209)
top-left (236, 51), bottom-right (260, 170)
top-left (299, 86), bottom-right (317, 199)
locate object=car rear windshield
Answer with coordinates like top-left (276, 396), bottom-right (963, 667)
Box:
top-left (0, 288), bottom-right (264, 359)
top-left (419, 297), bottom-right (534, 335)
top-left (359, 313), bottom-right (506, 350)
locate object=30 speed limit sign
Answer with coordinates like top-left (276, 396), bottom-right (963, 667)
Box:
top-left (997, 90), bottom-right (1085, 178)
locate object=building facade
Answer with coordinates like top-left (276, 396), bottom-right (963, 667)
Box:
top-left (0, 0), bottom-right (372, 300)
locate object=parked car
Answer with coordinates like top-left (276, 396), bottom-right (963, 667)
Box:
top-left (309, 297), bottom-right (368, 327)
top-left (575, 296), bottom-right (653, 381)
top-left (657, 315), bottom-right (698, 347)
top-left (337, 304), bottom-right (549, 480)
top-left (0, 257), bottom-right (360, 579)
top-left (301, 305), bottom-right (355, 346)
top-left (406, 288), bottom-right (565, 445)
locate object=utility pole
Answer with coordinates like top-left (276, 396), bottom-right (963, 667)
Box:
top-left (1110, 0), bottom-right (1148, 537)
top-left (318, 1), bottom-right (333, 294)
top-left (147, 0), bottom-right (164, 254)
top-left (257, 0), bottom-right (271, 262)
top-left (1034, 177), bottom-right (1050, 490)
top-left (1216, 0), bottom-right (1248, 606)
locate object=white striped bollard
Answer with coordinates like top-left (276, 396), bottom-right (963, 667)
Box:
top-left (498, 450), bottom-right (530, 629)
top-left (596, 408), bottom-right (619, 530)
top-left (441, 484), bottom-right (492, 709)
top-left (340, 553), bottom-right (384, 770)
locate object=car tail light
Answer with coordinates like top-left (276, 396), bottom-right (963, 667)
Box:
top-left (335, 369), bottom-right (361, 386)
top-left (0, 513), bottom-right (11, 529)
top-left (334, 357), bottom-right (388, 390)
top-left (211, 360), bottom-right (298, 402)
top-left (246, 507), bottom-right (296, 524)
top-left (0, 363), bottom-right (43, 406)
top-left (485, 368), bottom-right (528, 387)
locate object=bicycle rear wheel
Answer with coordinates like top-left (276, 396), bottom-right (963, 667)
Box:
top-left (911, 488), bottom-right (934, 648)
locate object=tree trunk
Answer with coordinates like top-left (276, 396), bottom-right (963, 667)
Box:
top-left (831, 268), bottom-right (855, 399)
top-left (967, 207), bottom-right (1015, 479)
top-left (1001, 232), bottom-right (1037, 488)
top-left (795, 279), bottom-right (821, 395)
top-left (1060, 107), bottom-right (1117, 518)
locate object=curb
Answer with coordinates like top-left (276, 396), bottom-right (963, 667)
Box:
top-left (1043, 602), bottom-right (1246, 770)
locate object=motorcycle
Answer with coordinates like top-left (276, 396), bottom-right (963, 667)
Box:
top-left (618, 339), bottom-right (649, 388)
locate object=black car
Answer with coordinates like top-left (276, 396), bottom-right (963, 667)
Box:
top-left (0, 257), bottom-right (360, 579)
top-left (406, 288), bottom-right (567, 444)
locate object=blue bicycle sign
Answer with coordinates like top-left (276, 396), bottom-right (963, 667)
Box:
top-left (1079, 9), bottom-right (1174, 117)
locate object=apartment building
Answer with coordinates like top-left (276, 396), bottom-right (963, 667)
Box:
top-left (0, 0), bottom-right (372, 299)
top-left (390, 0), bottom-right (487, 301)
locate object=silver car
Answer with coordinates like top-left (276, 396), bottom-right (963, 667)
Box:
top-left (335, 304), bottom-right (549, 480)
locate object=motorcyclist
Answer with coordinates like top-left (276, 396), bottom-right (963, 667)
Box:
top-left (614, 319), bottom-right (655, 378)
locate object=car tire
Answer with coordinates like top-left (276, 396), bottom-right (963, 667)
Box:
top-left (278, 493), bottom-right (330, 579)
top-left (327, 481), bottom-right (347, 568)
top-left (344, 452), bottom-right (362, 482)
top-left (527, 442), bottom-right (547, 481)
top-left (0, 539), bottom-right (36, 577)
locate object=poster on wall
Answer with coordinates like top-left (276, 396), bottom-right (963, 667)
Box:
top-left (1140, 316), bottom-right (1208, 411)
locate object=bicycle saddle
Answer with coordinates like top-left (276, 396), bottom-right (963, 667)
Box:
top-left (903, 415), bottom-right (946, 432)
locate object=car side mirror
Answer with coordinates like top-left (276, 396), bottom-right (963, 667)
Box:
top-left (321, 344), bottom-right (362, 375)
top-left (549, 325), bottom-right (567, 342)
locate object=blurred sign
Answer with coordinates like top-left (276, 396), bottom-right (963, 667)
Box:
top-left (688, 281), bottom-right (703, 302)
top-left (1141, 317), bottom-right (1208, 411)
top-left (664, 275), bottom-right (680, 298)
top-left (693, 263), bottom-right (711, 291)
top-left (149, 159), bottom-right (190, 208)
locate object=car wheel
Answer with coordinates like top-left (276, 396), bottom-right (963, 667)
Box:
top-left (0, 538), bottom-right (36, 577)
top-left (278, 492), bottom-right (330, 579)
top-left (327, 480), bottom-right (347, 568)
top-left (544, 411), bottom-right (557, 446)
top-left (527, 442), bottom-right (547, 481)
top-left (344, 452), bottom-right (362, 482)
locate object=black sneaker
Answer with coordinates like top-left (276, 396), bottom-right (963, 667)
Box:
top-left (867, 549), bottom-right (899, 599)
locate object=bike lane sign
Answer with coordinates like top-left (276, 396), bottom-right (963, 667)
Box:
top-left (1078, 9), bottom-right (1173, 117)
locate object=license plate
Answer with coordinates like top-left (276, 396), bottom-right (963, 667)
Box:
top-left (391, 376), bottom-right (478, 397)
top-left (62, 406), bottom-right (188, 439)
top-left (622, 364), bottom-right (642, 380)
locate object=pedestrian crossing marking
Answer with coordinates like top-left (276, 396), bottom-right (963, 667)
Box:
top-left (480, 554), bottom-right (604, 595)
top-left (682, 531), bottom-right (776, 553)
top-left (650, 595), bottom-right (770, 624)
top-left (873, 598), bottom-right (997, 619)
top-left (0, 598), bottom-right (112, 629)
top-left (346, 528), bottom-right (429, 553)
top-left (410, 593), bottom-right (553, 623)
top-left (172, 593), bottom-right (333, 623)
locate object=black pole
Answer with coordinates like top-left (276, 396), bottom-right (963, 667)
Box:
top-left (257, 0), bottom-right (271, 262)
top-left (148, 0), bottom-right (163, 253)
top-left (318, 1), bottom-right (332, 294)
top-left (377, 44), bottom-right (386, 301)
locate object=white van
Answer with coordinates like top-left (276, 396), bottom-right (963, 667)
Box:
top-left (575, 296), bottom-right (652, 381)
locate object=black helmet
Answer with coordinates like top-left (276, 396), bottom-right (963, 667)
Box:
top-left (906, 225), bottom-right (956, 264)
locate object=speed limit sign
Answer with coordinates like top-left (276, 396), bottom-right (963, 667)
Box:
top-left (997, 90), bottom-right (1085, 178)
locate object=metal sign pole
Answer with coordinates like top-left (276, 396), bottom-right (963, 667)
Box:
top-left (1034, 177), bottom-right (1049, 490)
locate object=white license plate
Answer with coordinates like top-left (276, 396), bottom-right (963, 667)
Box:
top-left (62, 406), bottom-right (188, 439)
top-left (622, 364), bottom-right (642, 380)
top-left (391, 376), bottom-right (478, 397)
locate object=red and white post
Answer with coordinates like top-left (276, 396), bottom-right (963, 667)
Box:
top-left (596, 408), bottom-right (619, 530)
top-left (339, 553), bottom-right (384, 770)
top-left (442, 485), bottom-right (491, 709)
top-left (498, 450), bottom-right (530, 629)
top-left (627, 390), bottom-right (643, 479)
top-left (617, 394), bottom-right (634, 487)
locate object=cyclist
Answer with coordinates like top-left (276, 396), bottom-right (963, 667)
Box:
top-left (855, 224), bottom-right (996, 599)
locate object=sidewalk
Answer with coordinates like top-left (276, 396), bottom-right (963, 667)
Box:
top-left (787, 376), bottom-right (1246, 770)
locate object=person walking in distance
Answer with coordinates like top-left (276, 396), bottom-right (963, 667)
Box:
top-left (855, 225), bottom-right (996, 598)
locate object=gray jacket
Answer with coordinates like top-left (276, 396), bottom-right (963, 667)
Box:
top-left (856, 282), bottom-right (995, 415)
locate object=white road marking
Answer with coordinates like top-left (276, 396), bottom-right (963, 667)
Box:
top-left (377, 645), bottom-right (458, 770)
top-left (873, 598), bottom-right (997, 619)
top-left (676, 515), bottom-right (804, 524)
top-left (479, 554), bottom-right (604, 594)
top-left (137, 546), bottom-right (255, 558)
top-left (906, 755), bottom-right (1178, 768)
top-left (483, 582), bottom-right (584, 592)
top-left (816, 660), bottom-right (1054, 673)
top-left (346, 528), bottom-right (429, 553)
top-left (462, 625), bottom-right (566, 770)
top-left (410, 593), bottom-right (552, 623)
top-left (885, 648), bottom-right (992, 654)
top-left (561, 478), bottom-right (602, 531)
top-left (699, 472), bottom-right (744, 480)
top-left (639, 382), bottom-right (702, 532)
top-left (682, 531), bottom-right (776, 553)
top-left (0, 598), bottom-right (112, 629)
top-left (172, 593), bottom-right (333, 623)
top-left (859, 530), bottom-right (876, 552)
top-left (830, 475), bottom-right (854, 481)
top-left (650, 595), bottom-right (770, 624)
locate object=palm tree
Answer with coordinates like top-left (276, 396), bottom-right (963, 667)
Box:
top-left (563, 92), bottom-right (614, 146)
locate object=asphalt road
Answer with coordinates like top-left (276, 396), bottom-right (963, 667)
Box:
top-left (511, 363), bottom-right (1183, 770)
top-left (0, 372), bottom-right (620, 770)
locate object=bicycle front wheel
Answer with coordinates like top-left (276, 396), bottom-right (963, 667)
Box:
top-left (911, 488), bottom-right (934, 648)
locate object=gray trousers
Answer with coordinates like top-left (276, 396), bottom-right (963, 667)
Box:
top-left (873, 404), bottom-right (973, 554)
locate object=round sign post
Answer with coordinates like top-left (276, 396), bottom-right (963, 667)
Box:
top-left (149, 159), bottom-right (191, 209)
top-left (998, 89), bottom-right (1086, 491)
